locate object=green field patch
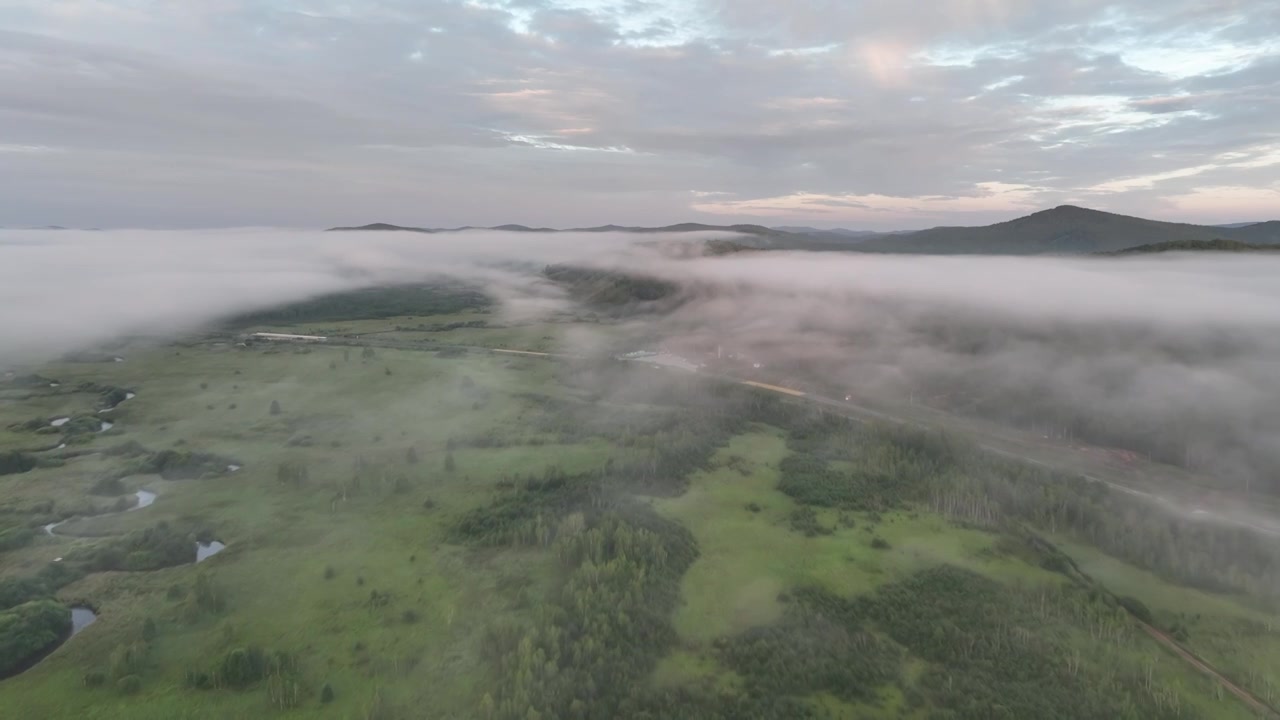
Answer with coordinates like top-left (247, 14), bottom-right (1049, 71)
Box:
top-left (656, 428), bottom-right (1058, 647)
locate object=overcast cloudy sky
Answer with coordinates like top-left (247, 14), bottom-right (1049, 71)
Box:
top-left (1, 0), bottom-right (1277, 229)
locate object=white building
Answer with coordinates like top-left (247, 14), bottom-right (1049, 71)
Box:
top-left (250, 332), bottom-right (328, 343)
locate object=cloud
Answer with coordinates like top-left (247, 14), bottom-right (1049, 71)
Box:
top-left (5, 222), bottom-right (1280, 494)
top-left (0, 0), bottom-right (1277, 228)
top-left (692, 182), bottom-right (1045, 220)
top-left (0, 226), bottom-right (664, 364)
top-left (609, 247), bottom-right (1280, 492)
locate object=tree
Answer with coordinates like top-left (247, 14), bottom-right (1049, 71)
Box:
top-left (444, 452), bottom-right (456, 473)
top-left (269, 400), bottom-right (282, 416)
top-left (406, 447), bottom-right (419, 465)
top-left (362, 346), bottom-right (375, 359)
top-left (142, 617), bottom-right (157, 642)
top-left (320, 682), bottom-right (335, 704)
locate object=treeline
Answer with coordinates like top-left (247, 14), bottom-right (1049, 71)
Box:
top-left (771, 407), bottom-right (1280, 600)
top-left (225, 282), bottom-right (489, 326)
top-left (779, 565), bottom-right (1198, 719)
top-left (543, 265), bottom-right (680, 313)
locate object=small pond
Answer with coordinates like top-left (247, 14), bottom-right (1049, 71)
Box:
top-left (196, 541), bottom-right (226, 563)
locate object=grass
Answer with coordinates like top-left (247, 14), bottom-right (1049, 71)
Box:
top-left (0, 328), bottom-right (606, 718)
top-left (1, 317), bottom-right (1274, 719)
top-left (655, 426), bottom-right (1063, 645)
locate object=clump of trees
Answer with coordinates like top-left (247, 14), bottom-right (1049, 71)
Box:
top-left (0, 600), bottom-right (72, 678)
top-left (477, 510), bottom-right (698, 719)
top-left (224, 283), bottom-right (489, 326)
top-left (0, 451), bottom-right (37, 476)
top-left (70, 522), bottom-right (196, 572)
top-left (141, 449), bottom-right (240, 480)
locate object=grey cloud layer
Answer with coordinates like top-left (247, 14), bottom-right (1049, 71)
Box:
top-left (0, 0), bottom-right (1277, 228)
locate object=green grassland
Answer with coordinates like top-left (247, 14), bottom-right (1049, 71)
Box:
top-left (0, 312), bottom-right (1275, 719)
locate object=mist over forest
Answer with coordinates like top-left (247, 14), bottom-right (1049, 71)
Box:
top-left (5, 227), bottom-right (1280, 495)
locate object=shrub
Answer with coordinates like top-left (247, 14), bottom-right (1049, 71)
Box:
top-left (117, 675), bottom-right (142, 695)
top-left (320, 682), bottom-right (335, 703)
top-left (788, 506), bottom-right (832, 537)
top-left (323, 565), bottom-right (336, 580)
top-left (89, 476), bottom-right (126, 496)
top-left (871, 537), bottom-right (891, 550)
top-left (184, 669), bottom-right (212, 689)
top-left (83, 670), bottom-right (106, 687)
top-left (1117, 596), bottom-right (1153, 624)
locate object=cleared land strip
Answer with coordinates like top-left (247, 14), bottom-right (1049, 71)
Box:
top-left (1139, 623), bottom-right (1278, 717)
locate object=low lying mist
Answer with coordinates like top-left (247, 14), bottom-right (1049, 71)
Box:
top-left (626, 251), bottom-right (1280, 495)
top-left (5, 226), bottom-right (1280, 493)
top-left (0, 227), bottom-right (660, 364)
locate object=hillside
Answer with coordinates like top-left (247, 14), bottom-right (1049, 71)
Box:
top-left (854, 205), bottom-right (1280, 254)
top-left (326, 208), bottom-right (1280, 255)
top-left (326, 222), bottom-right (436, 233)
top-left (1105, 238), bottom-right (1280, 255)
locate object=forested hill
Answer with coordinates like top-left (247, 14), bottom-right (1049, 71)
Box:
top-left (326, 208), bottom-right (1280, 255)
top-left (853, 205), bottom-right (1280, 255)
top-left (1104, 238), bottom-right (1280, 255)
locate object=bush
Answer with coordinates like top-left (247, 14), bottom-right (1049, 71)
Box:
top-left (184, 669), bottom-right (213, 689)
top-left (116, 675), bottom-right (142, 695)
top-left (323, 565), bottom-right (336, 580)
top-left (0, 600), bottom-right (72, 677)
top-left (83, 670), bottom-right (106, 687)
top-left (789, 507), bottom-right (832, 537)
top-left (0, 451), bottom-right (37, 476)
top-left (109, 642), bottom-right (148, 679)
top-left (89, 476), bottom-right (126, 496)
top-left (320, 682), bottom-right (335, 704)
top-left (870, 537), bottom-right (891, 550)
top-left (0, 527), bottom-right (35, 553)
top-left (1117, 596), bottom-right (1153, 624)
top-left (402, 609), bottom-right (420, 624)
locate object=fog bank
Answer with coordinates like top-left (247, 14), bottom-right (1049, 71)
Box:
top-left (0, 227), bottom-right (660, 364)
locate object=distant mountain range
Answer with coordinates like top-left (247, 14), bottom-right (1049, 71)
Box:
top-left (328, 221), bottom-right (790, 237)
top-left (329, 205), bottom-right (1280, 255)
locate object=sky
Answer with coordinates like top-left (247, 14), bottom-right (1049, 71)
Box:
top-left (1, 0), bottom-right (1278, 230)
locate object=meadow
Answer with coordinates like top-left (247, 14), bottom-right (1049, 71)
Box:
top-left (0, 308), bottom-right (1276, 719)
